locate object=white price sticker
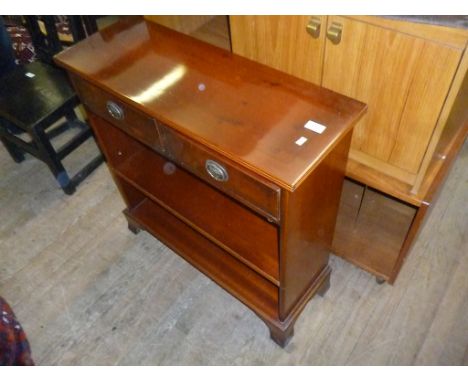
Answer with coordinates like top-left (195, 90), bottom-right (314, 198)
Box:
top-left (295, 136), bottom-right (308, 146)
top-left (304, 120), bottom-right (327, 134)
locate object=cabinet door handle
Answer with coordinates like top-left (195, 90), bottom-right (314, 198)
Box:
top-left (326, 22), bottom-right (343, 44)
top-left (205, 160), bottom-right (229, 182)
top-left (106, 101), bottom-right (125, 120)
top-left (306, 17), bottom-right (321, 38)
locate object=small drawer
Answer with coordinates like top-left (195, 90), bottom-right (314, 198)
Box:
top-left (158, 124), bottom-right (281, 222)
top-left (70, 75), bottom-right (161, 150)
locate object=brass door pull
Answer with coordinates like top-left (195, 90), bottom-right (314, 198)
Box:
top-left (326, 22), bottom-right (343, 44)
top-left (306, 17), bottom-right (321, 38)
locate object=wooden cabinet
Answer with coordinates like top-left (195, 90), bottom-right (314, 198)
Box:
top-left (55, 17), bottom-right (366, 346)
top-left (230, 16), bottom-right (327, 85)
top-left (322, 16), bottom-right (463, 189)
top-left (230, 16), bottom-right (468, 199)
top-left (230, 15), bottom-right (468, 283)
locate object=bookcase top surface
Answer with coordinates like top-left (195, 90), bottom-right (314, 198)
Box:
top-left (55, 17), bottom-right (366, 190)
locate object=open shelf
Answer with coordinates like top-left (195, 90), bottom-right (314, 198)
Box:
top-left (333, 179), bottom-right (417, 280)
top-left (124, 194), bottom-right (280, 325)
top-left (91, 111), bottom-right (281, 285)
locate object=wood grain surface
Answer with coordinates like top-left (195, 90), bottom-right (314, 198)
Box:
top-left (55, 17), bottom-right (366, 191)
top-left (230, 16), bottom-right (327, 86)
top-left (91, 113), bottom-right (280, 283)
top-left (322, 16), bottom-right (462, 177)
top-left (0, 130), bottom-right (467, 364)
top-left (346, 16), bottom-right (468, 49)
top-left (228, 15), bottom-right (467, 208)
top-left (144, 16), bottom-right (215, 35)
top-left (2, 15), bottom-right (466, 364)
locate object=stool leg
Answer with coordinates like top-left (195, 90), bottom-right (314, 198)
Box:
top-left (0, 120), bottom-right (26, 163)
top-left (65, 108), bottom-right (87, 130)
top-left (65, 108), bottom-right (78, 124)
top-left (31, 126), bottom-right (76, 195)
top-left (0, 136), bottom-right (25, 163)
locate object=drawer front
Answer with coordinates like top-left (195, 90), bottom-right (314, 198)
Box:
top-left (70, 75), bottom-right (161, 150)
top-left (159, 124), bottom-right (281, 222)
top-left (91, 114), bottom-right (280, 282)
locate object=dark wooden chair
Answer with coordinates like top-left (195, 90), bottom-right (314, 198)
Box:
top-left (0, 17), bottom-right (103, 194)
top-left (0, 61), bottom-right (103, 194)
top-left (24, 16), bottom-right (99, 64)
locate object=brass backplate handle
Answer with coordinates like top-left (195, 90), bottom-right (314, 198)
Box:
top-left (306, 17), bottom-right (321, 38)
top-left (326, 22), bottom-right (343, 44)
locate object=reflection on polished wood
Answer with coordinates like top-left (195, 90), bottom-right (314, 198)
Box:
top-left (55, 17), bottom-right (366, 191)
top-left (55, 16), bottom-right (366, 345)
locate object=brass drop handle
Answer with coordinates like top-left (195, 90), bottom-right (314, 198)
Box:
top-left (326, 22), bottom-right (343, 44)
top-left (306, 17), bottom-right (321, 38)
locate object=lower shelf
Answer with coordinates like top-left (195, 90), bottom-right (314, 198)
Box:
top-left (124, 196), bottom-right (280, 325)
top-left (333, 179), bottom-right (417, 281)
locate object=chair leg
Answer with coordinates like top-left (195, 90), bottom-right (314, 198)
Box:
top-left (31, 126), bottom-right (76, 195)
top-left (64, 108), bottom-right (86, 130)
top-left (65, 108), bottom-right (78, 123)
top-left (0, 136), bottom-right (25, 163)
top-left (0, 119), bottom-right (25, 162)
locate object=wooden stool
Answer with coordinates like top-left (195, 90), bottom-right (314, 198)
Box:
top-left (0, 61), bottom-right (103, 194)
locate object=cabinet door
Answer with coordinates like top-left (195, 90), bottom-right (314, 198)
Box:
top-left (322, 16), bottom-right (463, 181)
top-left (230, 16), bottom-right (327, 85)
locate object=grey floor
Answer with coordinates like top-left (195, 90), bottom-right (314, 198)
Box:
top-left (0, 124), bottom-right (467, 365)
